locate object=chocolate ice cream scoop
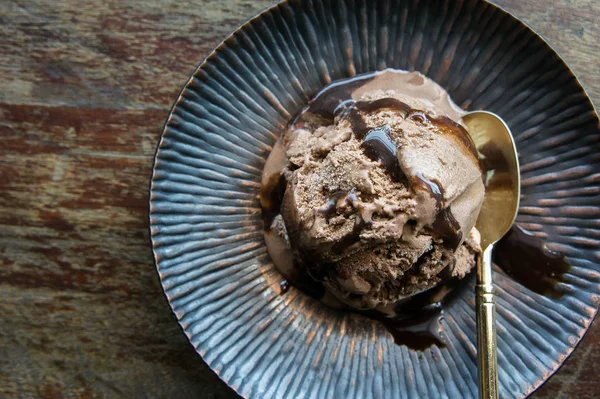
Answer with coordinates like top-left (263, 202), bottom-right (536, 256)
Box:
top-left (262, 69), bottom-right (484, 310)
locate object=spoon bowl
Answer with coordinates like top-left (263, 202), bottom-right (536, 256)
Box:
top-left (463, 111), bottom-right (521, 399)
top-left (464, 111), bottom-right (521, 247)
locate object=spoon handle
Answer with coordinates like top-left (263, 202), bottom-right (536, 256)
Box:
top-left (476, 244), bottom-right (499, 399)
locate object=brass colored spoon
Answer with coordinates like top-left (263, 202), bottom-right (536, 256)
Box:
top-left (463, 111), bottom-right (521, 399)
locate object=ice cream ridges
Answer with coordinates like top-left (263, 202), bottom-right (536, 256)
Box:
top-left (261, 69), bottom-right (485, 312)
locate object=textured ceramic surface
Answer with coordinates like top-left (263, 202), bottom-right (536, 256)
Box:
top-left (149, 0), bottom-right (600, 398)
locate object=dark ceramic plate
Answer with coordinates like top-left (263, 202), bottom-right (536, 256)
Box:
top-left (149, 0), bottom-right (600, 397)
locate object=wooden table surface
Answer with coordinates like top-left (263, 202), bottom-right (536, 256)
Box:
top-left (1, 0), bottom-right (598, 398)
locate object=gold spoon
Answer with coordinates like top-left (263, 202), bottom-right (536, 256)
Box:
top-left (463, 111), bottom-right (521, 399)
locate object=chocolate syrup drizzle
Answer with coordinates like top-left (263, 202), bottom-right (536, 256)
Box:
top-left (361, 125), bottom-right (403, 181)
top-left (365, 277), bottom-right (465, 349)
top-left (494, 225), bottom-right (570, 298)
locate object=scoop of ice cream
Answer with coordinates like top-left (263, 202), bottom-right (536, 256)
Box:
top-left (264, 70), bottom-right (484, 310)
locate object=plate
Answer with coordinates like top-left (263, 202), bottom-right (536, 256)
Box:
top-left (149, 0), bottom-right (600, 397)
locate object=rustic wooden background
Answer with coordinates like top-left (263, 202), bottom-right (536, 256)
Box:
top-left (1, 0), bottom-right (598, 398)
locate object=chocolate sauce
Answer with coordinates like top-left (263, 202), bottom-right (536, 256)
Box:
top-left (407, 110), bottom-right (428, 124)
top-left (494, 225), bottom-right (571, 298)
top-left (413, 172), bottom-right (462, 250)
top-left (478, 140), bottom-right (509, 176)
top-left (320, 195), bottom-right (343, 220)
top-left (408, 110), bottom-right (478, 159)
top-left (291, 73), bottom-right (376, 128)
top-left (355, 97), bottom-right (411, 116)
top-left (432, 209), bottom-right (463, 251)
top-left (344, 107), bottom-right (370, 138)
top-left (320, 189), bottom-right (359, 220)
top-left (292, 271), bottom-right (326, 300)
top-left (360, 125), bottom-right (404, 181)
top-left (263, 226), bottom-right (327, 300)
top-left (364, 277), bottom-right (463, 349)
top-left (280, 280), bottom-right (290, 294)
top-left (414, 172), bottom-right (443, 203)
top-left (260, 172), bottom-right (287, 228)
top-left (376, 310), bottom-right (446, 350)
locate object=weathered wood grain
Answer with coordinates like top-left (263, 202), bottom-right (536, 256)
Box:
top-left (0, 0), bottom-right (597, 398)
